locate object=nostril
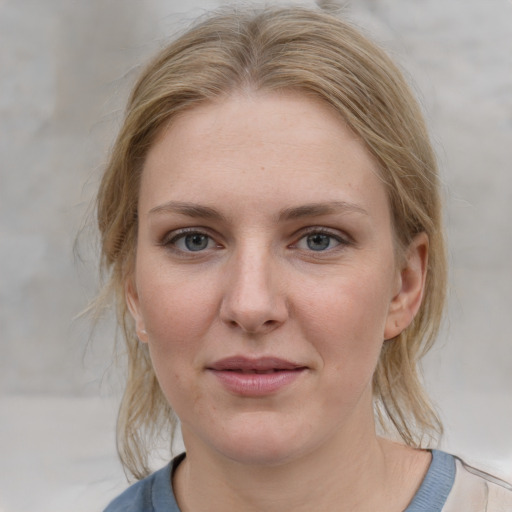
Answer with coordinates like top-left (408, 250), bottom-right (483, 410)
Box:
top-left (219, 286), bottom-right (288, 333)
top-left (225, 317), bottom-right (280, 334)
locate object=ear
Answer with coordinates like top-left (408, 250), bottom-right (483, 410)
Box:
top-left (384, 232), bottom-right (428, 341)
top-left (125, 276), bottom-right (149, 343)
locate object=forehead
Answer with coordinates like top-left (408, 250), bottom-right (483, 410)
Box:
top-left (140, 91), bottom-right (389, 221)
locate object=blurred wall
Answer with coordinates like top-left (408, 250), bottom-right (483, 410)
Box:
top-left (1, 0), bottom-right (511, 470)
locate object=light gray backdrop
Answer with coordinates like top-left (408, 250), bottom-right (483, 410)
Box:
top-left (1, 1), bottom-right (511, 511)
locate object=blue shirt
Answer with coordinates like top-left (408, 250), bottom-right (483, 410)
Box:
top-left (104, 449), bottom-right (456, 511)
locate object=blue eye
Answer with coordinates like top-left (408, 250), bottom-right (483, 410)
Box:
top-left (183, 233), bottom-right (210, 251)
top-left (168, 231), bottom-right (216, 252)
top-left (296, 231), bottom-right (343, 252)
top-left (306, 233), bottom-right (332, 251)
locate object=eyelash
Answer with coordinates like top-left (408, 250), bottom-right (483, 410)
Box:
top-left (159, 227), bottom-right (351, 256)
top-left (160, 228), bottom-right (221, 255)
top-left (291, 227), bottom-right (351, 253)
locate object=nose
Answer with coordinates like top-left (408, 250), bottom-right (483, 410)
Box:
top-left (219, 245), bottom-right (288, 335)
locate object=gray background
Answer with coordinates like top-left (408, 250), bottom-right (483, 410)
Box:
top-left (1, 0), bottom-right (511, 511)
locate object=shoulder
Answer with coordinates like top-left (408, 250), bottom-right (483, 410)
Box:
top-left (103, 462), bottom-right (175, 512)
top-left (442, 455), bottom-right (512, 512)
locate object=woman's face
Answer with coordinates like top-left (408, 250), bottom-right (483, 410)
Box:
top-left (127, 91), bottom-right (426, 466)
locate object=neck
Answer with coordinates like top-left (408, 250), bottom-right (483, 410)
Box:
top-left (173, 416), bottom-right (419, 512)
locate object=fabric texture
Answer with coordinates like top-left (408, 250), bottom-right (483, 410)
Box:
top-left (405, 449), bottom-right (456, 511)
top-left (103, 450), bottom-right (512, 511)
top-left (442, 457), bottom-right (512, 512)
top-left (104, 454), bottom-right (183, 512)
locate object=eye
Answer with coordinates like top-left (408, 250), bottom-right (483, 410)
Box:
top-left (164, 230), bottom-right (218, 253)
top-left (294, 230), bottom-right (346, 252)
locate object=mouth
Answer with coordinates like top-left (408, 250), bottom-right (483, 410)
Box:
top-left (207, 356), bottom-right (307, 372)
top-left (224, 369), bottom-right (293, 374)
top-left (206, 357), bottom-right (308, 396)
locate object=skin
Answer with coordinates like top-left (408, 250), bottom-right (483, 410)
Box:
top-left (126, 91), bottom-right (430, 511)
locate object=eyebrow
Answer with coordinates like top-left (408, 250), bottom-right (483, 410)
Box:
top-left (148, 201), bottom-right (227, 221)
top-left (277, 201), bottom-right (368, 221)
top-left (148, 200), bottom-right (368, 222)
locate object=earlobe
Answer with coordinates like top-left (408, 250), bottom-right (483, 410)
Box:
top-left (384, 233), bottom-right (428, 340)
top-left (125, 277), bottom-right (149, 343)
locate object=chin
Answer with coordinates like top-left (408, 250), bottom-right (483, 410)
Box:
top-left (206, 414), bottom-right (316, 468)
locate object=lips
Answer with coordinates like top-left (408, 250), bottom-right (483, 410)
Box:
top-left (208, 356), bottom-right (305, 372)
top-left (206, 357), bottom-right (307, 396)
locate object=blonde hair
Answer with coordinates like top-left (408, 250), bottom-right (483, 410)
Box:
top-left (96, 6), bottom-right (446, 479)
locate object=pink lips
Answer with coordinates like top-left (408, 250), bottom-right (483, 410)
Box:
top-left (207, 357), bottom-right (307, 397)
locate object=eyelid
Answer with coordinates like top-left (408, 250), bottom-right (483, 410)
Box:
top-left (292, 226), bottom-right (352, 244)
top-left (159, 227), bottom-right (223, 253)
top-left (157, 225), bottom-right (352, 255)
top-left (288, 226), bottom-right (353, 256)
top-left (161, 227), bottom-right (202, 244)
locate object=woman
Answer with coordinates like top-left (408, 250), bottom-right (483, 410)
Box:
top-left (98, 6), bottom-right (512, 511)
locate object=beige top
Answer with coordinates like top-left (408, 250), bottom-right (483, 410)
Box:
top-left (442, 458), bottom-right (512, 511)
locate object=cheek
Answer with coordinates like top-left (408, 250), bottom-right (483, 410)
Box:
top-left (294, 271), bottom-right (392, 381)
top-left (137, 278), bottom-right (216, 412)
top-left (135, 263), bottom-right (220, 370)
